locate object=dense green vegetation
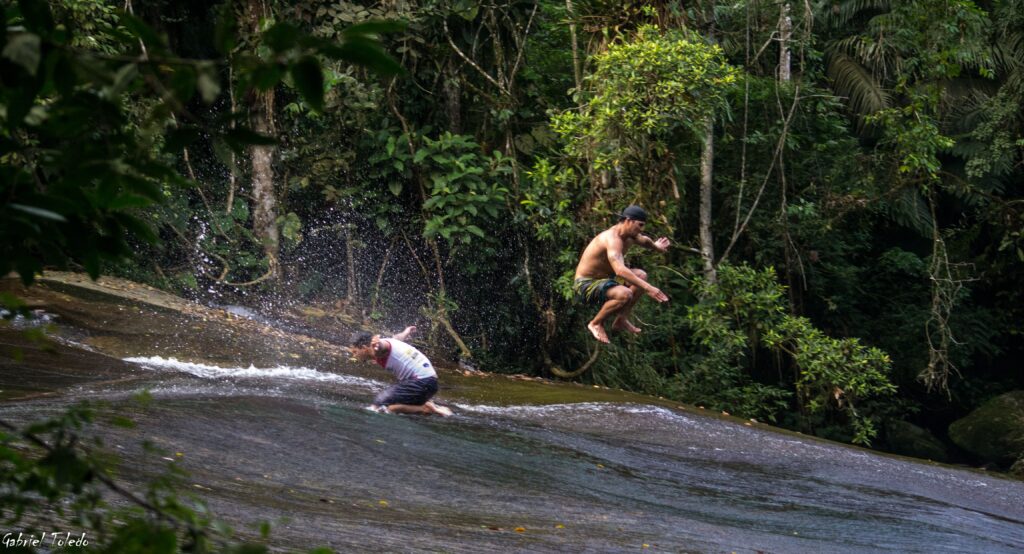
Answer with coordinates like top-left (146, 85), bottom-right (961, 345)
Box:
top-left (3, 2), bottom-right (1024, 541)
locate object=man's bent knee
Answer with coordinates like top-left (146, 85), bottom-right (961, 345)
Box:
top-left (632, 268), bottom-right (648, 281)
top-left (607, 286), bottom-right (633, 302)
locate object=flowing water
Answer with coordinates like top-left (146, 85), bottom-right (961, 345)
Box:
top-left (2, 275), bottom-right (1024, 553)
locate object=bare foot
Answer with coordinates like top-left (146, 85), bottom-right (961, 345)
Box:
top-left (587, 321), bottom-right (610, 343)
top-left (612, 318), bottom-right (642, 334)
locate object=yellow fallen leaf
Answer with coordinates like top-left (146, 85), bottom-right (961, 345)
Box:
top-left (379, 500), bottom-right (389, 507)
top-left (596, 464), bottom-right (605, 469)
top-left (555, 524), bottom-right (564, 529)
top-left (514, 527), bottom-right (525, 533)
top-left (175, 452), bottom-right (183, 457)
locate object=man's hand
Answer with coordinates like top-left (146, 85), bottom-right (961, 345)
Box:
top-left (653, 237), bottom-right (671, 253)
top-left (393, 325), bottom-right (417, 341)
top-left (646, 286), bottom-right (669, 303)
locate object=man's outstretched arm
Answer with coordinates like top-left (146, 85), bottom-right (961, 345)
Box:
top-left (392, 326), bottom-right (417, 342)
top-left (607, 244), bottom-right (669, 302)
top-left (636, 234), bottom-right (671, 253)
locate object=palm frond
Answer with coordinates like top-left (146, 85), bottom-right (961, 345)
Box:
top-left (943, 87), bottom-right (993, 135)
top-left (826, 52), bottom-right (891, 116)
top-left (818, 0), bottom-right (892, 30)
top-left (884, 185), bottom-right (933, 238)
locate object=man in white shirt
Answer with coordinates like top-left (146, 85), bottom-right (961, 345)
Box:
top-left (349, 326), bottom-right (452, 416)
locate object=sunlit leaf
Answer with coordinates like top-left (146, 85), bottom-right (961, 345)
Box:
top-left (197, 66), bottom-right (221, 103)
top-left (9, 203), bottom-right (66, 222)
top-left (2, 33), bottom-right (42, 76)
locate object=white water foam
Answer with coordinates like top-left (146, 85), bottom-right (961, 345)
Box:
top-left (453, 401), bottom-right (696, 424)
top-left (124, 356), bottom-right (382, 389)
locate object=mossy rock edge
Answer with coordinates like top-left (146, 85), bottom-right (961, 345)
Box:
top-left (948, 391), bottom-right (1024, 466)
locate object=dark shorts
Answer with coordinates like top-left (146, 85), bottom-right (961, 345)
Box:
top-left (573, 277), bottom-right (625, 305)
top-left (374, 377), bottom-right (439, 407)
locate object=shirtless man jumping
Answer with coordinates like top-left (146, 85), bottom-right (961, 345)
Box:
top-left (572, 205), bottom-right (670, 343)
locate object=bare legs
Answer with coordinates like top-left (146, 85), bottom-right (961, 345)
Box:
top-left (377, 401), bottom-right (452, 416)
top-left (587, 269), bottom-right (647, 343)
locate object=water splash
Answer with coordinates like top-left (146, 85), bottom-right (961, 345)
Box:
top-left (124, 355), bottom-right (380, 389)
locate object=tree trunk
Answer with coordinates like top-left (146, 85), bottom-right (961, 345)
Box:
top-left (699, 116), bottom-right (717, 284)
top-left (247, 0), bottom-right (280, 279)
top-left (444, 57), bottom-right (462, 134)
top-left (778, 3), bottom-right (792, 82)
top-left (566, 0), bottom-right (582, 93)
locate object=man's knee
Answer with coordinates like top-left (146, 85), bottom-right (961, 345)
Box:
top-left (607, 286), bottom-right (633, 302)
top-left (632, 268), bottom-right (648, 281)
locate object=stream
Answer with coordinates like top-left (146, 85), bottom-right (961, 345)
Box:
top-left (2, 275), bottom-right (1023, 553)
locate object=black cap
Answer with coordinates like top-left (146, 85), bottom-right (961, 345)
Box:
top-left (350, 331), bottom-right (373, 347)
top-left (618, 205), bottom-right (647, 221)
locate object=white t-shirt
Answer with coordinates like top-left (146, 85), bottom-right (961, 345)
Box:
top-left (375, 338), bottom-right (436, 381)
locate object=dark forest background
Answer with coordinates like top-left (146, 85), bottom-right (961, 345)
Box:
top-left (4, 0), bottom-right (1024, 463)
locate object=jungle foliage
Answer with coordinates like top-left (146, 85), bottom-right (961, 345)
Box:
top-left (4, 0), bottom-right (1024, 545)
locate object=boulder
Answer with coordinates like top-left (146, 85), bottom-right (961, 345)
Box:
top-left (883, 420), bottom-right (949, 462)
top-left (1012, 457), bottom-right (1024, 478)
top-left (948, 391), bottom-right (1024, 466)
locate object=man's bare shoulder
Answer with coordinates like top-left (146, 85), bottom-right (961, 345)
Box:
top-left (603, 227), bottom-right (627, 249)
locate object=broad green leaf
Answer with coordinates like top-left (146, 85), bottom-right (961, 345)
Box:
top-left (197, 66), bottom-right (221, 103)
top-left (163, 127), bottom-right (202, 153)
top-left (17, 0), bottom-right (54, 35)
top-left (120, 13), bottom-right (166, 53)
top-left (324, 39), bottom-right (403, 75)
top-left (115, 214), bottom-right (158, 243)
top-left (225, 127), bottom-right (278, 151)
top-left (214, 7), bottom-right (237, 54)
top-left (263, 23), bottom-right (300, 53)
top-left (107, 194), bottom-right (155, 210)
top-left (290, 56), bottom-right (324, 112)
top-left (2, 33), bottom-right (41, 75)
top-left (389, 181), bottom-right (402, 196)
top-left (341, 20), bottom-right (407, 37)
top-left (452, 0), bottom-right (479, 22)
top-left (249, 63), bottom-right (284, 91)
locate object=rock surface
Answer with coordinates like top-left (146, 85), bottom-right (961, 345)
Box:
top-left (949, 390), bottom-right (1024, 466)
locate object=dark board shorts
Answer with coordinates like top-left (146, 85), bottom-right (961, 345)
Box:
top-left (573, 277), bottom-right (625, 305)
top-left (374, 376), bottom-right (439, 407)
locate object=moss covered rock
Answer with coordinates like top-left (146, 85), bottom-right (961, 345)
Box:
top-left (948, 391), bottom-right (1024, 466)
top-left (883, 420), bottom-right (949, 462)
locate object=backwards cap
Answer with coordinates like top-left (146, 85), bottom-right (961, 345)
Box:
top-left (618, 205), bottom-right (647, 221)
